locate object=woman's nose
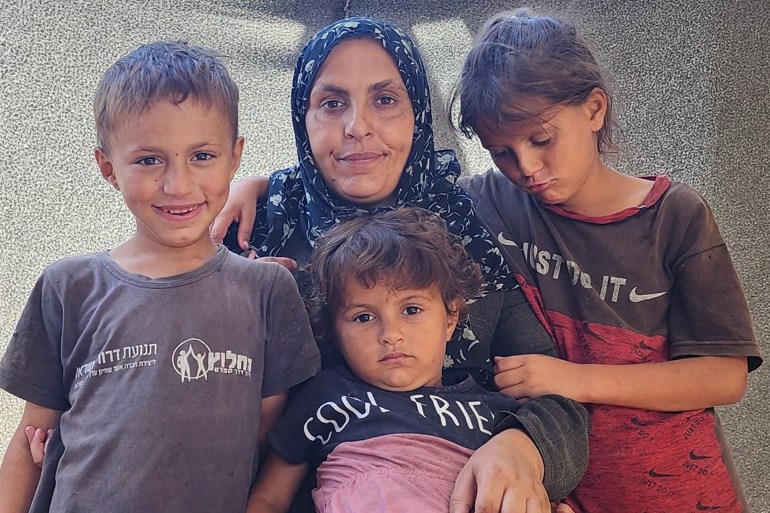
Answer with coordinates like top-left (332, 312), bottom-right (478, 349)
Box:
top-left (344, 104), bottom-right (373, 140)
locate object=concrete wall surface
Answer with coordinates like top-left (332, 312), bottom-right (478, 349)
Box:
top-left (1, 0), bottom-right (768, 508)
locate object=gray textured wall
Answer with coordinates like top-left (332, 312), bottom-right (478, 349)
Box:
top-left (1, 0), bottom-right (768, 508)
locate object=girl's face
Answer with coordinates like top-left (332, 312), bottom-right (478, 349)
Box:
top-left (333, 280), bottom-right (458, 392)
top-left (305, 38), bottom-right (415, 207)
top-left (475, 89), bottom-right (609, 212)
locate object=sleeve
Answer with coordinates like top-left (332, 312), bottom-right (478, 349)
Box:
top-left (492, 394), bottom-right (590, 501)
top-left (667, 190), bottom-right (762, 371)
top-left (0, 270), bottom-right (69, 411)
top-left (457, 172), bottom-right (484, 199)
top-left (267, 372), bottom-right (329, 465)
top-left (262, 264), bottom-right (322, 397)
top-left (491, 287), bottom-right (557, 358)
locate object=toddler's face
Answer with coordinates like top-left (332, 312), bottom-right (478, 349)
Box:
top-left (96, 99), bottom-right (243, 254)
top-left (333, 280), bottom-right (458, 392)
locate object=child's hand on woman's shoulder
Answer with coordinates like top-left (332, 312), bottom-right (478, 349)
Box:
top-left (24, 425), bottom-right (51, 469)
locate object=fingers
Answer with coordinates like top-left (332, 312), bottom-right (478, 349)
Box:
top-left (494, 355), bottom-right (527, 372)
top-left (494, 371), bottom-right (528, 399)
top-left (471, 476), bottom-right (505, 513)
top-left (24, 426), bottom-right (46, 445)
top-left (448, 465), bottom-right (476, 513)
top-left (209, 211), bottom-right (234, 244)
top-left (473, 482), bottom-right (546, 513)
top-left (523, 495), bottom-right (549, 513)
top-left (24, 426), bottom-right (49, 468)
top-left (451, 429), bottom-right (548, 513)
top-left (478, 475), bottom-right (548, 513)
top-left (499, 488), bottom-right (528, 513)
top-left (493, 356), bottom-right (526, 394)
top-left (256, 257), bottom-right (297, 271)
top-left (554, 503), bottom-right (575, 513)
top-left (24, 425), bottom-right (36, 444)
top-left (236, 203), bottom-right (257, 251)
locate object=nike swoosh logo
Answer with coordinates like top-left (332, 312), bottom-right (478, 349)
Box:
top-left (696, 500), bottom-right (723, 510)
top-left (630, 416), bottom-right (653, 426)
top-left (497, 232), bottom-right (518, 247)
top-left (629, 287), bottom-right (668, 303)
top-left (581, 322), bottom-right (608, 343)
top-left (648, 468), bottom-right (678, 478)
top-left (638, 341), bottom-right (656, 351)
top-left (690, 450), bottom-right (713, 460)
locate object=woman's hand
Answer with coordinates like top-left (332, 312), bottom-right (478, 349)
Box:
top-left (210, 176), bottom-right (270, 250)
top-left (449, 429), bottom-right (549, 513)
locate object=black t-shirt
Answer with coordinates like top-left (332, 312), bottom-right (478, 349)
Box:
top-left (271, 366), bottom-right (589, 500)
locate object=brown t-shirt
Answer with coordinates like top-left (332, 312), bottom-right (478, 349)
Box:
top-left (0, 246), bottom-right (321, 513)
top-left (462, 171), bottom-right (762, 513)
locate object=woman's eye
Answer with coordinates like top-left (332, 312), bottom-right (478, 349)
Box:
top-left (193, 152), bottom-right (214, 161)
top-left (136, 156), bottom-right (159, 166)
top-left (532, 138), bottom-right (551, 147)
top-left (321, 99), bottom-right (343, 109)
top-left (404, 306), bottom-right (422, 316)
top-left (377, 95), bottom-right (396, 106)
top-left (353, 313), bottom-right (373, 323)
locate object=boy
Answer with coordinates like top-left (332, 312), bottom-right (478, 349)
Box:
top-left (246, 208), bottom-right (590, 513)
top-left (0, 41), bottom-right (320, 513)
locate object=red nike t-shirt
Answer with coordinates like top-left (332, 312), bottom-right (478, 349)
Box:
top-left (462, 171), bottom-right (762, 513)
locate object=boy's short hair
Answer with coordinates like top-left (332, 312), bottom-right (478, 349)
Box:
top-left (94, 41), bottom-right (239, 151)
top-left (307, 207), bottom-right (483, 344)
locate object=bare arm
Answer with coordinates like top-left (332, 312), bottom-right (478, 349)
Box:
top-left (259, 392), bottom-right (288, 457)
top-left (494, 354), bottom-right (747, 411)
top-left (0, 403), bottom-right (62, 513)
top-left (210, 176), bottom-right (269, 250)
top-left (246, 452), bottom-right (308, 513)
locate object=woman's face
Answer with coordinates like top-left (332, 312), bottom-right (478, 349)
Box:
top-left (305, 38), bottom-right (415, 206)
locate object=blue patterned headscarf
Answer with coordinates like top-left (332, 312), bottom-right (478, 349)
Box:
top-left (243, 17), bottom-right (515, 296)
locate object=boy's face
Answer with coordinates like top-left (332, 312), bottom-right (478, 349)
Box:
top-left (333, 280), bottom-right (458, 392)
top-left (95, 99), bottom-right (243, 255)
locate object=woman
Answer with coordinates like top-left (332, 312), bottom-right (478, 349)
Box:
top-left (212, 17), bottom-right (584, 513)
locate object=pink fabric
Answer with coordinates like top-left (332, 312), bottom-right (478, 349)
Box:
top-left (312, 433), bottom-right (473, 513)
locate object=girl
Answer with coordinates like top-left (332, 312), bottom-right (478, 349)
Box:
top-left (455, 9), bottom-right (762, 513)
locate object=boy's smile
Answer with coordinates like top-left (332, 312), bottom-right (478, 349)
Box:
top-left (333, 281), bottom-right (458, 392)
top-left (95, 99), bottom-right (243, 264)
